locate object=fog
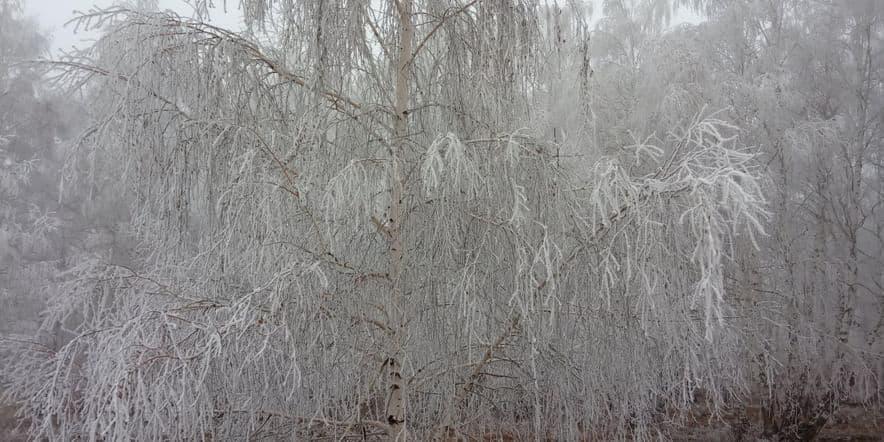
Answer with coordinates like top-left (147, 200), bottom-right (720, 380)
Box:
top-left (1, 0), bottom-right (882, 440)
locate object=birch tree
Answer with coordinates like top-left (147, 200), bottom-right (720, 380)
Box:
top-left (2, 1), bottom-right (768, 440)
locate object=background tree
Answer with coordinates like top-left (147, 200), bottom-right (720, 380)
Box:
top-left (620, 0), bottom-right (884, 437)
top-left (0, 0), bottom-right (91, 346)
top-left (0, 0), bottom-right (91, 438)
top-left (0, 0), bottom-right (53, 335)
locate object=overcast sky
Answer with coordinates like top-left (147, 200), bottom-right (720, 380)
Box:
top-left (23, 1), bottom-right (701, 56)
top-left (24, 0), bottom-right (242, 55)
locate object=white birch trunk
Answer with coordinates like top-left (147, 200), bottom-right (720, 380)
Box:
top-left (385, 0), bottom-right (413, 439)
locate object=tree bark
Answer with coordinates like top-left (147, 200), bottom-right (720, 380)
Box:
top-left (385, 0), bottom-right (413, 439)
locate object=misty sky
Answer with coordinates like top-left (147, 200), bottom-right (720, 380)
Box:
top-left (24, 0), bottom-right (242, 55)
top-left (23, 0), bottom-right (702, 57)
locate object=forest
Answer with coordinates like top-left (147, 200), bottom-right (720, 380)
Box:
top-left (0, 0), bottom-right (882, 440)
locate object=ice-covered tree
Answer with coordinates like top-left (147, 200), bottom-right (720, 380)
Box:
top-left (0, 1), bottom-right (86, 437)
top-left (2, 1), bottom-right (768, 440)
top-left (628, 0), bottom-right (884, 437)
top-left (0, 0), bottom-right (80, 336)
